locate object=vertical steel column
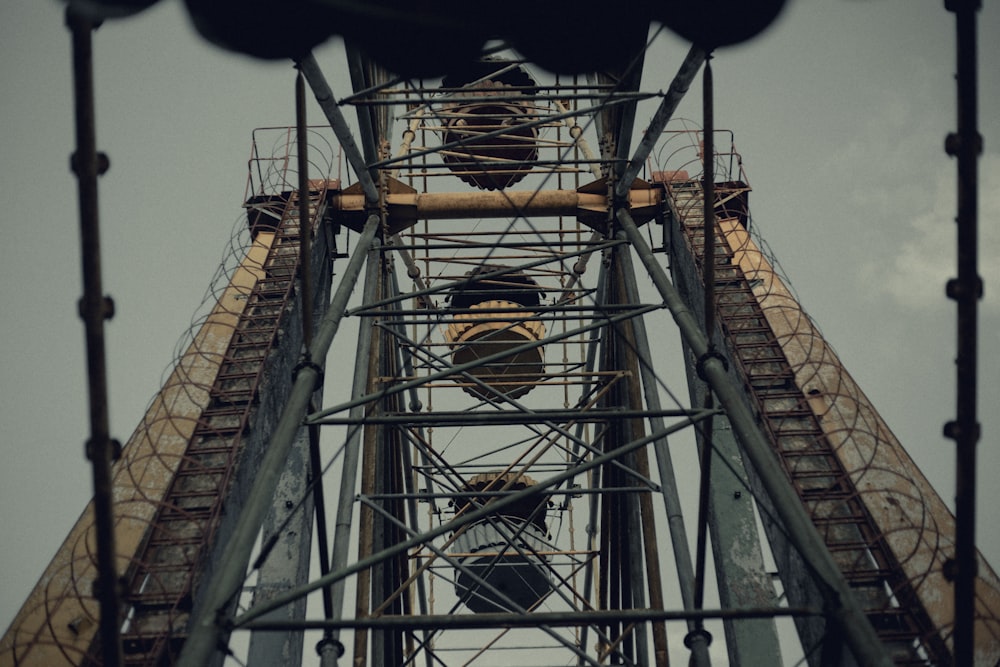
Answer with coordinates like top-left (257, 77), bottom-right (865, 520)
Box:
top-left (322, 236), bottom-right (382, 667)
top-left (67, 11), bottom-right (123, 667)
top-left (944, 0), bottom-right (981, 663)
top-left (388, 268), bottom-right (433, 667)
top-left (616, 242), bottom-right (714, 667)
top-left (692, 57), bottom-right (717, 629)
top-left (611, 245), bottom-right (668, 666)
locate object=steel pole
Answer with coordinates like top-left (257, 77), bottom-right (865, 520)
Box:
top-left (177, 214), bottom-right (380, 667)
top-left (945, 0), bottom-right (981, 663)
top-left (321, 235), bottom-right (382, 667)
top-left (617, 240), bottom-right (713, 667)
top-left (386, 268), bottom-right (433, 667)
top-left (616, 207), bottom-right (893, 667)
top-left (67, 11), bottom-right (123, 667)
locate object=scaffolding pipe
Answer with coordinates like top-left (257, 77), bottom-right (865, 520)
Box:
top-left (307, 412), bottom-right (335, 621)
top-left (243, 604), bottom-right (817, 631)
top-left (370, 319), bottom-right (661, 490)
top-left (342, 241), bottom-right (623, 316)
top-left (573, 259), bottom-right (607, 667)
top-left (616, 207), bottom-right (893, 667)
top-left (367, 96), bottom-right (649, 172)
top-left (386, 268), bottom-right (433, 667)
top-left (177, 214), bottom-right (381, 667)
top-left (311, 408), bottom-right (696, 426)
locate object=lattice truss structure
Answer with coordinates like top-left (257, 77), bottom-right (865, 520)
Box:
top-left (300, 64), bottom-right (693, 666)
top-left (3, 40), bottom-right (1000, 667)
top-left (248, 57), bottom-right (999, 665)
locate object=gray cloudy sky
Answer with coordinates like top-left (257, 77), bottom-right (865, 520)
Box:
top-left (1, 0), bottom-right (998, 660)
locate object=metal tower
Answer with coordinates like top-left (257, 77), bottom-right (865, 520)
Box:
top-left (3, 7), bottom-right (999, 666)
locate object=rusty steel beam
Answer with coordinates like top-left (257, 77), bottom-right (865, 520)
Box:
top-left (330, 184), bottom-right (662, 231)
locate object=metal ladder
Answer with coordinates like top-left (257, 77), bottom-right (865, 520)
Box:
top-left (670, 183), bottom-right (946, 666)
top-left (115, 192), bottom-right (316, 666)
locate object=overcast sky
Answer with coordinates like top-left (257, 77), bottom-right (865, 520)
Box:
top-left (1, 0), bottom-right (998, 661)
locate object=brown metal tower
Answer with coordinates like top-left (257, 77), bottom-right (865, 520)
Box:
top-left (2, 7), bottom-right (997, 666)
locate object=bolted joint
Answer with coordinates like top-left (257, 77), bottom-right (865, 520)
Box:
top-left (944, 131), bottom-right (983, 157)
top-left (942, 556), bottom-right (977, 581)
top-left (945, 133), bottom-right (960, 156)
top-left (696, 348), bottom-right (729, 382)
top-left (316, 636), bottom-right (345, 658)
top-left (292, 358), bottom-right (325, 391)
top-left (943, 420), bottom-right (981, 442)
top-left (683, 627), bottom-right (713, 649)
top-left (945, 276), bottom-right (983, 300)
top-left (85, 437), bottom-right (122, 461)
top-left (77, 295), bottom-right (116, 320)
top-left (943, 557), bottom-right (958, 581)
top-left (610, 193), bottom-right (632, 219)
top-left (69, 151), bottom-right (110, 176)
